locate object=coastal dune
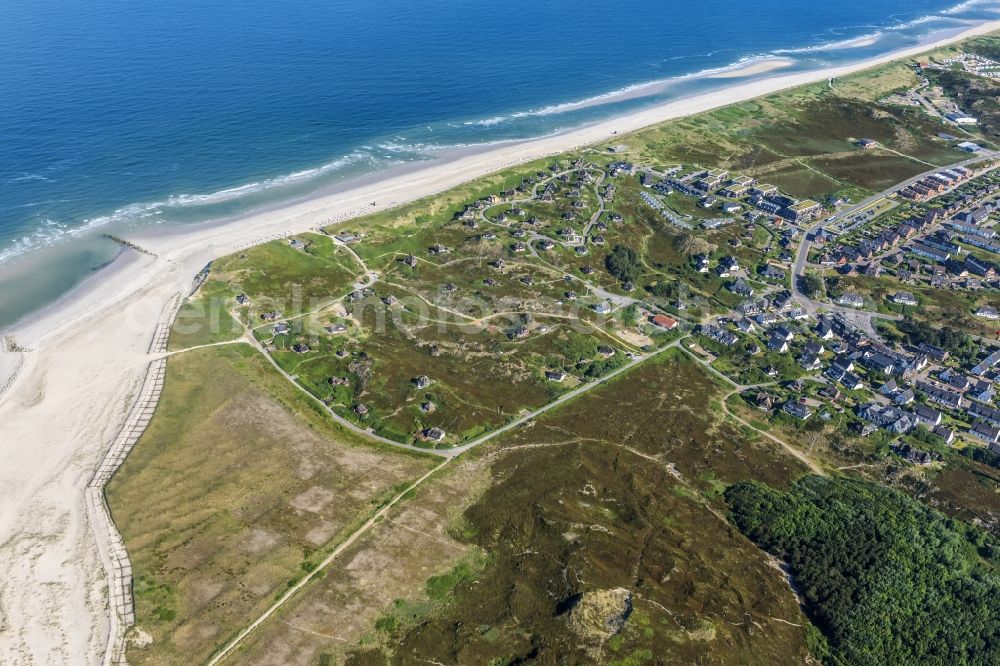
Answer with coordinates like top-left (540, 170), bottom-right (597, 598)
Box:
top-left (1, 19), bottom-right (999, 664)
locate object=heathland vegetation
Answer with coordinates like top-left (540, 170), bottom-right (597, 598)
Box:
top-left (107, 33), bottom-right (1000, 665)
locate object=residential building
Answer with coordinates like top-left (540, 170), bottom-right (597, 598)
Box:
top-left (946, 112), bottom-right (979, 125)
top-left (837, 292), bottom-right (865, 308)
top-left (976, 306), bottom-right (999, 320)
top-left (972, 349), bottom-right (1000, 376)
top-left (799, 353), bottom-right (821, 371)
top-left (892, 442), bottom-right (938, 465)
top-left (783, 199), bottom-right (822, 222)
top-left (972, 422), bottom-right (1000, 445)
top-left (783, 401), bottom-right (813, 420)
top-left (891, 292), bottom-right (918, 306)
top-left (774, 325), bottom-right (795, 341)
top-left (970, 402), bottom-right (1000, 428)
top-left (913, 404), bottom-right (943, 427)
top-left (650, 314), bottom-right (679, 330)
top-left (935, 425), bottom-right (955, 445)
top-left (916, 380), bottom-right (963, 409)
top-left (971, 380), bottom-right (995, 404)
top-left (729, 279), bottom-right (754, 297)
top-left (767, 335), bottom-right (789, 353)
top-left (858, 403), bottom-right (915, 434)
top-left (423, 427), bottom-right (447, 442)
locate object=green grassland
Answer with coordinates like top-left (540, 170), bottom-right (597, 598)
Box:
top-left (216, 233), bottom-right (360, 318)
top-left (107, 345), bottom-right (434, 665)
top-left (268, 307), bottom-right (560, 444)
top-left (167, 279), bottom-right (245, 351)
top-left (171, 168), bottom-right (657, 448)
top-left (167, 232), bottom-right (361, 351)
top-left (626, 89), bottom-right (961, 202)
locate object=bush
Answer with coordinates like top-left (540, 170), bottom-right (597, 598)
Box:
top-left (896, 317), bottom-right (977, 362)
top-left (800, 273), bottom-right (823, 297)
top-left (605, 245), bottom-right (641, 283)
top-left (960, 446), bottom-right (1000, 470)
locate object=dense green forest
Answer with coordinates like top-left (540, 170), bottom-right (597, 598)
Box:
top-left (726, 476), bottom-right (1000, 665)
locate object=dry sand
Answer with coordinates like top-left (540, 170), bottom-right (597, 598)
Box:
top-left (1, 19), bottom-right (998, 665)
top-left (709, 57), bottom-right (796, 78)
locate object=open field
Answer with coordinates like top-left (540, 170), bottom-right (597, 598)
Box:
top-left (268, 308), bottom-right (561, 444)
top-left (113, 44), bottom-right (1000, 664)
top-left (220, 458), bottom-right (491, 665)
top-left (627, 92), bottom-right (963, 204)
top-left (189, 350), bottom-right (813, 665)
top-left (336, 351), bottom-right (812, 664)
top-left (121, 47), bottom-right (1000, 661)
top-left (106, 345), bottom-right (434, 664)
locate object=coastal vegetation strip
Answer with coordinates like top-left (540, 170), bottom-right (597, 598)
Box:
top-left (104, 31), bottom-right (1000, 665)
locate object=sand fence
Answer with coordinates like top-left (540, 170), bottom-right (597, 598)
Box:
top-left (86, 292), bottom-right (181, 665)
top-left (0, 351), bottom-right (27, 401)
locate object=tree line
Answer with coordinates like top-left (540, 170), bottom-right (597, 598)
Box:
top-left (726, 476), bottom-right (1000, 665)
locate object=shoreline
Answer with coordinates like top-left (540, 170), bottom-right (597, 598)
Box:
top-left (0, 17), bottom-right (991, 322)
top-left (10, 19), bottom-right (999, 344)
top-left (2, 17), bottom-right (1000, 665)
top-left (124, 19), bottom-right (999, 268)
top-left (709, 57), bottom-right (797, 78)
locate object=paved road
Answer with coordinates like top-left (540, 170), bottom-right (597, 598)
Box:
top-left (790, 151), bottom-right (1000, 335)
top-left (826, 150), bottom-right (999, 229)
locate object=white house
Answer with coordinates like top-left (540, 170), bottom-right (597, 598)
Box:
top-left (976, 306), bottom-right (999, 320)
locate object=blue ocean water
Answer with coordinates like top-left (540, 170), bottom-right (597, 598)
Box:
top-left (1, 0), bottom-right (999, 327)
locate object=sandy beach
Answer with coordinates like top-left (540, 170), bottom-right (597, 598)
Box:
top-left (709, 57), bottom-right (796, 78)
top-left (1, 18), bottom-right (999, 665)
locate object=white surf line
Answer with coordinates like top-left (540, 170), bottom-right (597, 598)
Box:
top-left (87, 292), bottom-right (182, 666)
